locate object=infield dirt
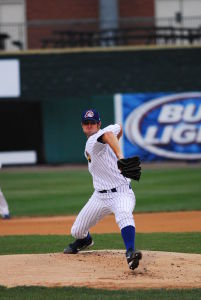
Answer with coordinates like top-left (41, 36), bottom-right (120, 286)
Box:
top-left (1, 211), bottom-right (201, 235)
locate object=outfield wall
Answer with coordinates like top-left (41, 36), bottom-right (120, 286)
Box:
top-left (0, 46), bottom-right (201, 163)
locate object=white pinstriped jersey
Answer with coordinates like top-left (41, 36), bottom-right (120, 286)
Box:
top-left (84, 124), bottom-right (130, 191)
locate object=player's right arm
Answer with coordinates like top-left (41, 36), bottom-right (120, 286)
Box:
top-left (101, 131), bottom-right (124, 159)
top-left (95, 124), bottom-right (123, 158)
top-left (117, 124), bottom-right (123, 140)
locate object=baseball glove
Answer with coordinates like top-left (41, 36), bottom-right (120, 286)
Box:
top-left (117, 156), bottom-right (141, 181)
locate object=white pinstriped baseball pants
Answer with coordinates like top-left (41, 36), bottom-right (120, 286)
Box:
top-left (0, 188), bottom-right (9, 216)
top-left (71, 184), bottom-right (136, 239)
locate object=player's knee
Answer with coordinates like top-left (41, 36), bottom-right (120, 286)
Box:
top-left (71, 224), bottom-right (79, 238)
top-left (116, 212), bottom-right (134, 230)
top-left (71, 224), bottom-right (86, 239)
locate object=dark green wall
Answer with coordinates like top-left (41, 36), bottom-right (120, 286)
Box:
top-left (42, 95), bottom-right (114, 163)
top-left (2, 47), bottom-right (201, 100)
top-left (25, 47), bottom-right (197, 96)
top-left (1, 46), bottom-right (201, 163)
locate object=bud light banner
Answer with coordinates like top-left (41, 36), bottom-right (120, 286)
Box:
top-left (114, 92), bottom-right (201, 161)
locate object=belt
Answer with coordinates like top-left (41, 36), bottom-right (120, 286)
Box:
top-left (98, 184), bottom-right (131, 194)
top-left (99, 188), bottom-right (117, 193)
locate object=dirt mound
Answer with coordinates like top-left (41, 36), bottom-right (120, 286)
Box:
top-left (0, 250), bottom-right (201, 290)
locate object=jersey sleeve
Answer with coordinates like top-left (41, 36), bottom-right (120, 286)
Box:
top-left (96, 124), bottom-right (121, 140)
top-left (91, 124), bottom-right (121, 155)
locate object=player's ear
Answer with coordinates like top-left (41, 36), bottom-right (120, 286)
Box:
top-left (98, 121), bottom-right (101, 129)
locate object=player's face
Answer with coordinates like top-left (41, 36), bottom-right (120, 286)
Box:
top-left (82, 120), bottom-right (101, 137)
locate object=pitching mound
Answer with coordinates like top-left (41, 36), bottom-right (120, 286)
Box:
top-left (1, 250), bottom-right (201, 290)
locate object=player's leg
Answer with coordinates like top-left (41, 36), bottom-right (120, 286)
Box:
top-left (112, 189), bottom-right (142, 270)
top-left (0, 188), bottom-right (10, 219)
top-left (64, 192), bottom-right (110, 254)
top-left (113, 189), bottom-right (136, 250)
top-left (71, 192), bottom-right (110, 239)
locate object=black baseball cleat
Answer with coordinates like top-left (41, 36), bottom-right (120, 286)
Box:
top-left (126, 249), bottom-right (142, 270)
top-left (63, 235), bottom-right (94, 254)
top-left (2, 214), bottom-right (11, 220)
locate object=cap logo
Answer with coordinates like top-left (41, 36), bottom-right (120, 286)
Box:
top-left (84, 110), bottom-right (94, 118)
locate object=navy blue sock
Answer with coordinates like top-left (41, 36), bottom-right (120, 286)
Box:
top-left (85, 232), bottom-right (91, 241)
top-left (121, 225), bottom-right (135, 251)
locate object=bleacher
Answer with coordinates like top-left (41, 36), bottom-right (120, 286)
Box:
top-left (41, 26), bottom-right (201, 48)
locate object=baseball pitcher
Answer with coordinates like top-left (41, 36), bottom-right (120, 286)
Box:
top-left (64, 109), bottom-right (142, 270)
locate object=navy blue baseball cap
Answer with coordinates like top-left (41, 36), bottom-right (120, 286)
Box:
top-left (81, 109), bottom-right (101, 123)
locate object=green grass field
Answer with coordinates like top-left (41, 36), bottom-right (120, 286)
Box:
top-left (0, 166), bottom-right (201, 300)
top-left (0, 286), bottom-right (201, 300)
top-left (0, 233), bottom-right (201, 255)
top-left (0, 167), bottom-right (201, 216)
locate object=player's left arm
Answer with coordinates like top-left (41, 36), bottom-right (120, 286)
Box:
top-left (101, 131), bottom-right (123, 159)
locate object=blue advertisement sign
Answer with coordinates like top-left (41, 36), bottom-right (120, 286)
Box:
top-left (114, 92), bottom-right (201, 161)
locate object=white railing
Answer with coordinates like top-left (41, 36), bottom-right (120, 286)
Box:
top-left (0, 16), bottom-right (201, 51)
